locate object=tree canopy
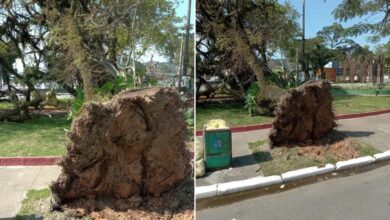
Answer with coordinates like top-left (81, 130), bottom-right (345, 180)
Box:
top-left (0, 0), bottom-right (184, 121)
top-left (197, 0), bottom-right (299, 110)
top-left (333, 0), bottom-right (390, 41)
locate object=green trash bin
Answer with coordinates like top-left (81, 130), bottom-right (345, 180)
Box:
top-left (203, 120), bottom-right (232, 170)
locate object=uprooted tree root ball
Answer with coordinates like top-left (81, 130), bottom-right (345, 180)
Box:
top-left (269, 80), bottom-right (336, 147)
top-left (50, 87), bottom-right (193, 218)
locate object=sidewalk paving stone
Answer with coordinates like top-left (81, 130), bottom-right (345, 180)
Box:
top-left (0, 166), bottom-right (61, 218)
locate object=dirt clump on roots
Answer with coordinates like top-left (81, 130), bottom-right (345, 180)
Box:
top-left (50, 87), bottom-right (193, 219)
top-left (269, 80), bottom-right (336, 147)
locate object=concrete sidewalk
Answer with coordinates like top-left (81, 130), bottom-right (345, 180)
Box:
top-left (337, 112), bottom-right (390, 152)
top-left (0, 166), bottom-right (61, 219)
top-left (196, 113), bottom-right (390, 187)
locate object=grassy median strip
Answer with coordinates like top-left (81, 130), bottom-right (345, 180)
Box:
top-left (248, 137), bottom-right (381, 177)
top-left (352, 139), bottom-right (382, 157)
top-left (0, 115), bottom-right (70, 156)
top-left (248, 140), bottom-right (322, 176)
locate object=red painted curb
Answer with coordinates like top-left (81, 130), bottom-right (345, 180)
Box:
top-left (0, 157), bottom-right (61, 166)
top-left (231, 123), bottom-right (272, 133)
top-left (335, 109), bottom-right (390, 120)
top-left (196, 123), bottom-right (273, 136)
top-left (195, 130), bottom-right (203, 136)
top-left (196, 109), bottom-right (390, 136)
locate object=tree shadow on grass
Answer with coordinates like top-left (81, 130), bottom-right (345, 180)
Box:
top-left (251, 151), bottom-right (273, 164)
top-left (338, 130), bottom-right (375, 138)
top-left (229, 150), bottom-right (273, 169)
top-left (298, 129), bottom-right (376, 146)
top-left (15, 215), bottom-right (43, 220)
top-left (232, 153), bottom-right (271, 168)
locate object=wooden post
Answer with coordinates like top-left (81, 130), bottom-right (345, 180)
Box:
top-left (372, 58), bottom-right (378, 84)
top-left (342, 57), bottom-right (348, 82)
top-left (359, 57), bottom-right (367, 83)
top-left (379, 54), bottom-right (384, 84)
top-left (367, 55), bottom-right (373, 83)
top-left (349, 58), bottom-right (356, 83)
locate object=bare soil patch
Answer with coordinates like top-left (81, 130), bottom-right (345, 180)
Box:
top-left (60, 179), bottom-right (194, 220)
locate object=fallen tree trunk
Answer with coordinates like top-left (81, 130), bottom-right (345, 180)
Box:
top-left (230, 21), bottom-right (286, 114)
top-left (0, 98), bottom-right (43, 122)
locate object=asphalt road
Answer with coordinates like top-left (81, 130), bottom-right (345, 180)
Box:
top-left (197, 163), bottom-right (390, 220)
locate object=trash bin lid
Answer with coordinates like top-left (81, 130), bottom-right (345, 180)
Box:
top-left (204, 119), bottom-right (229, 130)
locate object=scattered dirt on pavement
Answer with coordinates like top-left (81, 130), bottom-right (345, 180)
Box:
top-left (269, 80), bottom-right (336, 147)
top-left (50, 87), bottom-right (193, 219)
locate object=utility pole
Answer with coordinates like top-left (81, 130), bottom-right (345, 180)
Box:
top-left (180, 0), bottom-right (192, 91)
top-left (296, 45), bottom-right (299, 85)
top-left (177, 41), bottom-right (183, 89)
top-left (302, 0), bottom-right (309, 80)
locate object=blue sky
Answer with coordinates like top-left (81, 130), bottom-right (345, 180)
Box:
top-left (279, 0), bottom-right (389, 50)
top-left (140, 1), bottom-right (194, 62)
top-left (175, 0), bottom-right (195, 28)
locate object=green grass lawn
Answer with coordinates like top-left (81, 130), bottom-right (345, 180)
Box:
top-left (332, 96), bottom-right (390, 114)
top-left (0, 115), bottom-right (70, 156)
top-left (196, 103), bottom-right (274, 129)
top-left (0, 99), bottom-right (72, 110)
top-left (0, 102), bottom-right (13, 109)
top-left (196, 95), bottom-right (390, 129)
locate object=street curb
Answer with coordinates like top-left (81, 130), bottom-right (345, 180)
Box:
top-left (335, 109), bottom-right (390, 120)
top-left (195, 109), bottom-right (390, 136)
top-left (281, 164), bottom-right (335, 182)
top-left (196, 150), bottom-right (390, 200)
top-left (335, 156), bottom-right (375, 170)
top-left (0, 157), bottom-right (61, 166)
top-left (217, 175), bottom-right (282, 196)
top-left (374, 151), bottom-right (390, 161)
top-left (196, 184), bottom-right (218, 200)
